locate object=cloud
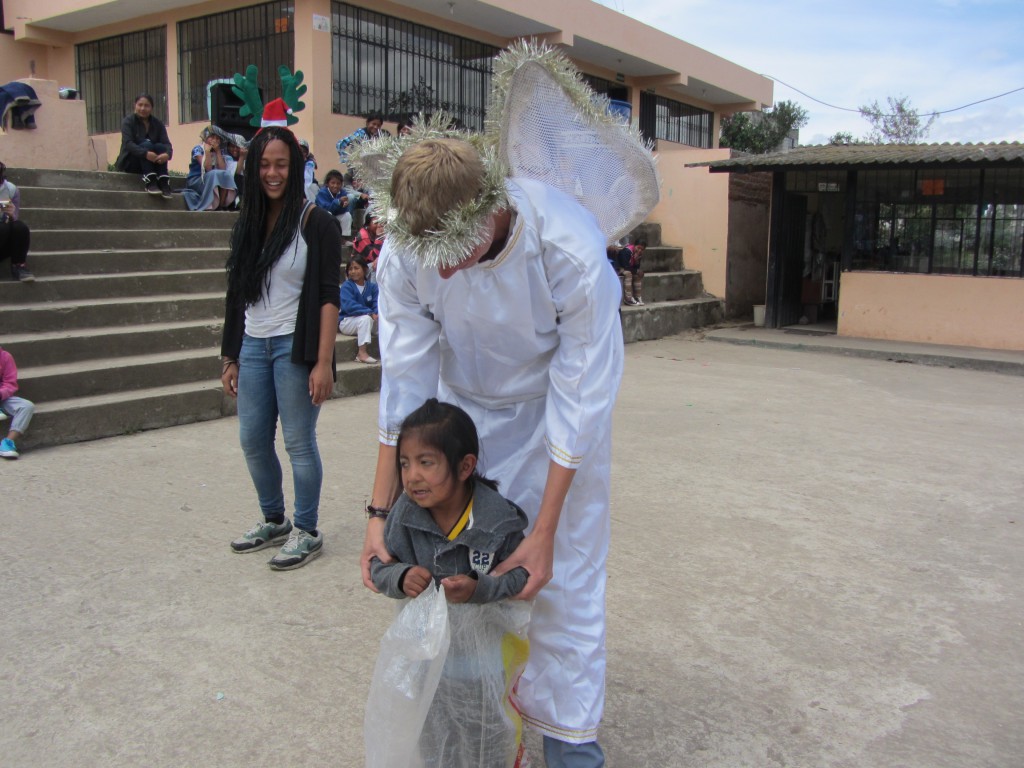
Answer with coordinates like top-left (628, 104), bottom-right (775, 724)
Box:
top-left (594, 0), bottom-right (1024, 143)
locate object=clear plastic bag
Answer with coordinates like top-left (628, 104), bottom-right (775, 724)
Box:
top-left (365, 584), bottom-right (532, 768)
top-left (365, 584), bottom-right (450, 768)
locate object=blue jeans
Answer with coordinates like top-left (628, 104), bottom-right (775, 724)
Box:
top-left (237, 333), bottom-right (322, 532)
top-left (543, 737), bottom-right (605, 768)
top-left (122, 138), bottom-right (171, 179)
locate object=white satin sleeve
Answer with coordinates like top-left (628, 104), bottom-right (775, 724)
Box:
top-left (538, 201), bottom-right (625, 468)
top-left (376, 239), bottom-right (442, 445)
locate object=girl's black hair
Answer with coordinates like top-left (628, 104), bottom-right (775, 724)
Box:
top-left (397, 398), bottom-right (498, 491)
top-left (346, 256), bottom-right (369, 279)
top-left (134, 92), bottom-right (155, 107)
top-left (226, 126), bottom-right (307, 307)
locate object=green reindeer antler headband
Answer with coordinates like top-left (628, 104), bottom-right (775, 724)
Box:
top-left (231, 64), bottom-right (307, 128)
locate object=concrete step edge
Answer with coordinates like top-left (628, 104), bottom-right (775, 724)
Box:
top-left (20, 346), bottom-right (222, 379)
top-left (29, 247), bottom-right (228, 256)
top-left (1, 319), bottom-right (221, 345)
top-left (15, 269), bottom-right (224, 283)
top-left (0, 292), bottom-right (224, 311)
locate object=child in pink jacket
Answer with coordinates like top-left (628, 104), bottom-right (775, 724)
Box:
top-left (0, 346), bottom-right (35, 459)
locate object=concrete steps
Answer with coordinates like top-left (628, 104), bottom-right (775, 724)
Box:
top-left (5, 167), bottom-right (722, 450)
top-left (28, 247), bottom-right (227, 274)
top-left (6, 165), bottom-right (383, 451)
top-left (617, 223), bottom-right (724, 343)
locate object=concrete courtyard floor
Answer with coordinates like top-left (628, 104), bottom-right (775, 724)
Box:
top-left (3, 334), bottom-right (1023, 767)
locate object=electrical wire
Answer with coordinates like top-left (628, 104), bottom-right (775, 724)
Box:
top-left (763, 74), bottom-right (1024, 117)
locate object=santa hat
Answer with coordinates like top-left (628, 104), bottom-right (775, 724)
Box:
top-left (261, 98), bottom-right (292, 127)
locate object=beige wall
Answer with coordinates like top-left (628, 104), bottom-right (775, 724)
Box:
top-left (838, 272), bottom-right (1024, 351)
top-left (0, 35), bottom-right (53, 82)
top-left (648, 145), bottom-right (731, 297)
top-left (0, 78), bottom-right (107, 170)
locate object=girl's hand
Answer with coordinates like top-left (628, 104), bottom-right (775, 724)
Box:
top-left (145, 151), bottom-right (158, 163)
top-left (441, 574), bottom-right (477, 603)
top-left (221, 362), bottom-right (238, 398)
top-left (403, 566), bottom-right (432, 598)
top-left (155, 152), bottom-right (170, 164)
top-left (308, 361), bottom-right (333, 406)
top-left (492, 530), bottom-right (554, 600)
top-left (362, 517), bottom-right (391, 591)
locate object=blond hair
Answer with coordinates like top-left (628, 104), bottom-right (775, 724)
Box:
top-left (391, 139), bottom-right (485, 235)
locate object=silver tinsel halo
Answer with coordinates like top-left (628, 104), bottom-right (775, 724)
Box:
top-left (348, 41), bottom-right (659, 266)
top-left (347, 113), bottom-right (509, 270)
top-left (487, 40), bottom-right (660, 246)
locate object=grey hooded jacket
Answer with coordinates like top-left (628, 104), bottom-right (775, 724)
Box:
top-left (370, 480), bottom-right (529, 603)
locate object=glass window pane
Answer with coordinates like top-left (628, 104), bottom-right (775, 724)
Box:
top-left (330, 1), bottom-right (498, 130)
top-left (76, 27), bottom-right (167, 135)
top-left (176, 1), bottom-right (294, 125)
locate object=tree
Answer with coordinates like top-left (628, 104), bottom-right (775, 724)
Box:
top-left (720, 100), bottom-right (809, 154)
top-left (827, 131), bottom-right (862, 145)
top-left (858, 96), bottom-right (936, 144)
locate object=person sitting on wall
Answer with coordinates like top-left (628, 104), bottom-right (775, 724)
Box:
top-left (0, 161), bottom-right (34, 282)
top-left (616, 237), bottom-right (646, 306)
top-left (0, 344), bottom-right (35, 459)
top-left (338, 256), bottom-right (379, 365)
top-left (116, 92), bottom-right (174, 198)
top-left (299, 139), bottom-right (319, 202)
top-left (345, 171), bottom-right (371, 234)
top-left (352, 214), bottom-right (384, 271)
top-left (335, 113), bottom-right (391, 165)
top-left (183, 126), bottom-right (241, 212)
top-left (314, 170), bottom-right (351, 235)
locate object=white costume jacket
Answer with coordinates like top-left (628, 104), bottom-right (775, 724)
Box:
top-left (376, 178), bottom-right (624, 742)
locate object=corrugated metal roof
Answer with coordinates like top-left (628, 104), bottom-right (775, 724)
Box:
top-left (693, 142), bottom-right (1024, 173)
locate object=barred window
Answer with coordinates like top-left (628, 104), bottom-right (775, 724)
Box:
top-left (331, 1), bottom-right (498, 131)
top-left (852, 168), bottom-right (1023, 277)
top-left (639, 92), bottom-right (713, 149)
top-left (76, 28), bottom-right (167, 135)
top-left (177, 2), bottom-right (293, 125)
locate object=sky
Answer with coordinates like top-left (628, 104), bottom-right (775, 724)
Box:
top-left (594, 0), bottom-right (1024, 145)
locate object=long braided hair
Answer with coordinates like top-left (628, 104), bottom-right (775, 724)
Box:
top-left (226, 126), bottom-right (307, 306)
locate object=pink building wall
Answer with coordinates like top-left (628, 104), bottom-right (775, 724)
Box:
top-left (648, 145), bottom-right (731, 298)
top-left (0, 78), bottom-right (107, 169)
top-left (839, 272), bottom-right (1024, 351)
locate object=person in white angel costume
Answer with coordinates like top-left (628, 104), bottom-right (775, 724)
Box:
top-left (354, 41), bottom-right (660, 768)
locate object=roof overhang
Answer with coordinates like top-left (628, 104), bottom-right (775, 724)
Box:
top-left (696, 142), bottom-right (1024, 173)
top-left (12, 0), bottom-right (199, 38)
top-left (11, 0), bottom-right (770, 109)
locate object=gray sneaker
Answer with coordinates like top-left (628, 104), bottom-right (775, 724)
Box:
top-left (268, 529), bottom-right (323, 570)
top-left (231, 518), bottom-right (293, 553)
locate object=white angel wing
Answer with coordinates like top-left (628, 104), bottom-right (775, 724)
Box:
top-left (495, 54), bottom-right (660, 244)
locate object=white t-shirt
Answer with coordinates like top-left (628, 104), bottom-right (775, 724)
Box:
top-left (244, 228), bottom-right (308, 338)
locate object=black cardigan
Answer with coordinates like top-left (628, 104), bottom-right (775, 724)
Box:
top-left (115, 113), bottom-right (173, 171)
top-left (221, 206), bottom-right (343, 378)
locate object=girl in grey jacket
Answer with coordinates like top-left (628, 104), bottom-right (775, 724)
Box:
top-left (370, 398), bottom-right (529, 603)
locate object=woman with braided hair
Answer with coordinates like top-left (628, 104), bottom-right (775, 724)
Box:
top-left (220, 126), bottom-right (341, 570)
